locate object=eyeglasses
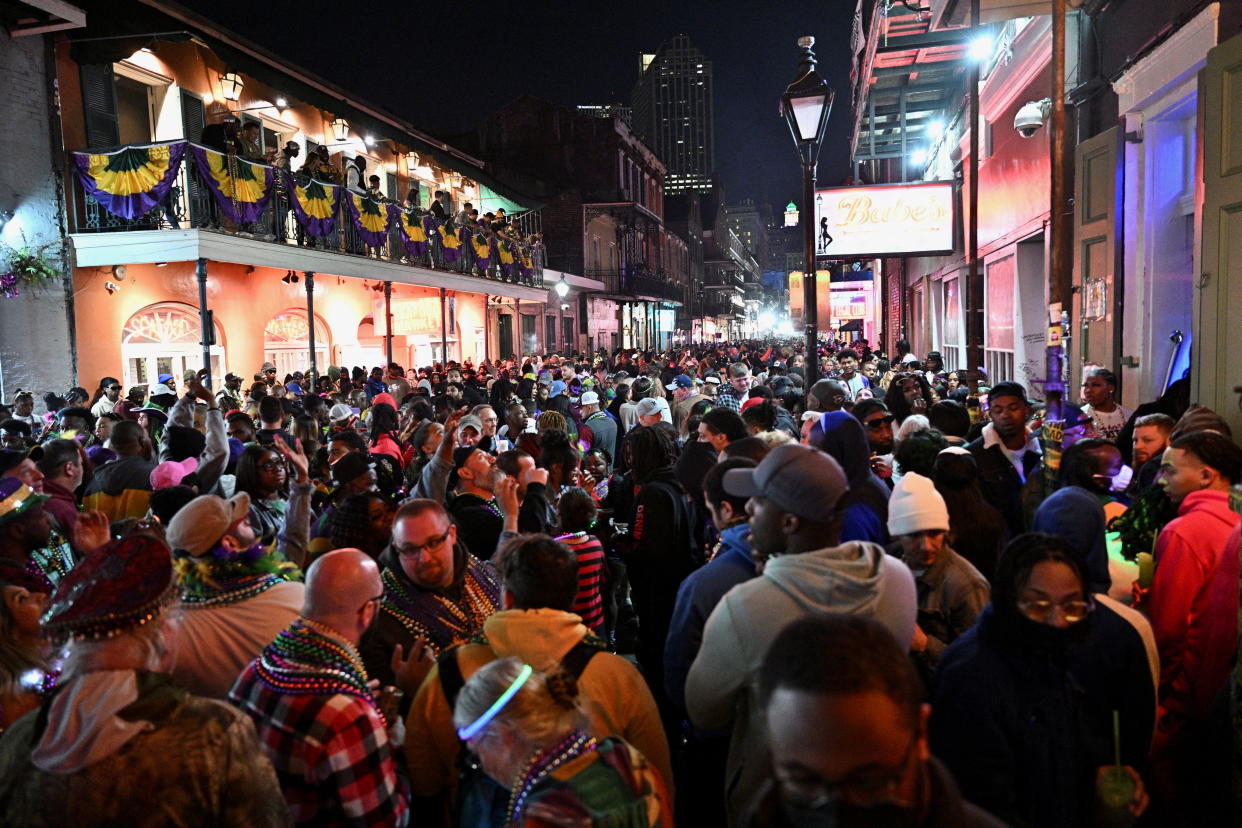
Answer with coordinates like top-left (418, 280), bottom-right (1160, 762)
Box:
top-left (392, 531), bottom-right (451, 558)
top-left (357, 591), bottom-right (384, 614)
top-left (780, 731), bottom-right (918, 809)
top-left (259, 460), bottom-right (285, 472)
top-left (1018, 596), bottom-right (1093, 624)
top-left (864, 416), bottom-right (895, 430)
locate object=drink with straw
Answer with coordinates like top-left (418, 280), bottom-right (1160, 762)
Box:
top-left (1097, 710), bottom-right (1137, 817)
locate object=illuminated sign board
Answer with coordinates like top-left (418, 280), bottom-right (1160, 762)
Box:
top-left (814, 182), bottom-right (956, 258)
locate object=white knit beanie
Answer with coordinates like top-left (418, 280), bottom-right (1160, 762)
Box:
top-left (886, 472), bottom-right (950, 537)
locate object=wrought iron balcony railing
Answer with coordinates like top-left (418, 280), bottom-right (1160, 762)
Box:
top-left (68, 141), bottom-right (544, 289)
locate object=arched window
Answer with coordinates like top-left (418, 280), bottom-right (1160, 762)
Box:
top-left (264, 309), bottom-right (330, 378)
top-left (122, 302), bottom-right (225, 388)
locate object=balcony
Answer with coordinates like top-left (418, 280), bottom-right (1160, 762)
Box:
top-left (585, 266), bottom-right (684, 303)
top-left (68, 141), bottom-right (543, 289)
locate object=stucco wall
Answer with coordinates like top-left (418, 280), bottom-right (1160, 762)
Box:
top-left (0, 30), bottom-right (75, 409)
top-left (72, 260), bottom-right (486, 385)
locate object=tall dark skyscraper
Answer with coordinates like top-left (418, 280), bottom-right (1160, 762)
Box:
top-left (631, 34), bottom-right (714, 195)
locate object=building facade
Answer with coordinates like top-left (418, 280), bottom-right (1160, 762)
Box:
top-left (631, 35), bottom-right (714, 196)
top-left (47, 0), bottom-right (560, 392)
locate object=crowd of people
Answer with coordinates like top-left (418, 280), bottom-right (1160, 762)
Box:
top-left (0, 337), bottom-right (1236, 827)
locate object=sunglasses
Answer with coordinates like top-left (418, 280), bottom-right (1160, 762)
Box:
top-left (864, 415), bottom-right (895, 430)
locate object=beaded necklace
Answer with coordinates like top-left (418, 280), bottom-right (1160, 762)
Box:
top-left (182, 572), bottom-right (285, 608)
top-left (255, 619), bottom-right (380, 718)
top-left (506, 730), bottom-right (598, 825)
top-left (454, 491), bottom-right (505, 520)
top-left (380, 566), bottom-right (497, 656)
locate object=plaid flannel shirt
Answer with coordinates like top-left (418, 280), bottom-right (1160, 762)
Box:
top-left (713, 386), bottom-right (744, 413)
top-left (231, 663), bottom-right (409, 827)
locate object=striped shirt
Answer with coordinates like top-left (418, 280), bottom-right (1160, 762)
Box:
top-left (556, 531), bottom-right (606, 633)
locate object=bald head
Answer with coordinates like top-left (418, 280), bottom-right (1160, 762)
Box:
top-left (809, 379), bottom-right (848, 412)
top-left (303, 548), bottom-right (383, 643)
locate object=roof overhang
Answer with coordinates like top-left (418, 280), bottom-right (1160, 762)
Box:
top-left (2, 0), bottom-right (85, 36)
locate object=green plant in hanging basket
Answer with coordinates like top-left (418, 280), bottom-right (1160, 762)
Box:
top-left (0, 239), bottom-right (61, 297)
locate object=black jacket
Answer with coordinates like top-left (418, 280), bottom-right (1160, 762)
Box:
top-left (448, 493), bottom-right (504, 561)
top-left (967, 436), bottom-right (1043, 536)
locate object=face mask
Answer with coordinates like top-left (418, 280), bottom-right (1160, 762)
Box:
top-left (780, 798), bottom-right (919, 828)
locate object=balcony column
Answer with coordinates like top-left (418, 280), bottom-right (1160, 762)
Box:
top-left (196, 258), bottom-right (213, 386)
top-left (440, 287), bottom-right (448, 364)
top-left (384, 281), bottom-right (394, 367)
top-left (304, 272), bottom-right (317, 379)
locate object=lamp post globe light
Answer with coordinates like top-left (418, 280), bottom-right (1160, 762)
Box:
top-left (781, 35), bottom-right (833, 386)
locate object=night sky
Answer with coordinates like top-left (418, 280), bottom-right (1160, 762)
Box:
top-left (180, 0), bottom-right (857, 215)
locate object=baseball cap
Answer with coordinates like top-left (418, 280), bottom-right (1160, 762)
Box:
top-left (150, 457), bottom-right (198, 490)
top-left (149, 383), bottom-right (174, 397)
top-left (328, 402), bottom-right (354, 422)
top-left (634, 396), bottom-right (670, 419)
top-left (165, 493), bottom-right (251, 557)
top-left (331, 451), bottom-right (373, 485)
top-left (671, 374), bottom-right (694, 389)
top-left (987, 381), bottom-right (1029, 405)
top-left (549, 380), bottom-right (567, 398)
top-left (457, 415), bottom-right (483, 435)
top-left (705, 375), bottom-right (722, 386)
top-left (723, 443), bottom-right (848, 521)
top-left (580, 391), bottom-right (600, 406)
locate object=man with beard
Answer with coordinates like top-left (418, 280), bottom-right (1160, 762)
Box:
top-left (361, 499), bottom-right (500, 684)
top-left (166, 492), bottom-right (305, 699)
top-left (447, 445), bottom-right (506, 561)
top-left (746, 614), bottom-right (1003, 827)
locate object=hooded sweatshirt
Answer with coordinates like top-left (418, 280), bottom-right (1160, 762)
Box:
top-left (82, 453), bottom-right (155, 522)
top-left (664, 523), bottom-right (757, 712)
top-left (810, 411), bottom-right (890, 544)
top-left (1148, 489), bottom-right (1242, 727)
top-left (403, 609), bottom-right (672, 801)
top-left (686, 541), bottom-right (916, 825)
top-left (1031, 485), bottom-right (1112, 595)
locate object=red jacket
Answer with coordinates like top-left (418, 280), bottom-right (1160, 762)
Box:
top-left (1148, 489), bottom-right (1241, 725)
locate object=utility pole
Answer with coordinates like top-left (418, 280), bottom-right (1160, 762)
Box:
top-left (965, 0), bottom-right (984, 387)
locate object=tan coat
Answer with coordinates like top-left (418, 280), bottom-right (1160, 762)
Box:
top-left (404, 608), bottom-right (673, 802)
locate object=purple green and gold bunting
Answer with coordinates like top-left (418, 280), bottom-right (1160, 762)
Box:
top-left (471, 232), bottom-right (492, 270)
top-left (72, 142), bottom-right (187, 220)
top-left (345, 192), bottom-right (392, 248)
top-left (497, 238), bottom-right (516, 278)
top-left (438, 221), bottom-right (462, 263)
top-left (189, 144), bottom-right (274, 224)
top-left (287, 172), bottom-right (341, 237)
top-left (393, 206), bottom-right (428, 257)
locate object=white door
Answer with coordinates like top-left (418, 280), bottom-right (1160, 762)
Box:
top-left (1193, 30), bottom-right (1242, 435)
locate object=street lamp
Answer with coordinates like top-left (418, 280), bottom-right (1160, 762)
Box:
top-left (781, 35), bottom-right (833, 386)
top-left (553, 279), bottom-right (569, 299)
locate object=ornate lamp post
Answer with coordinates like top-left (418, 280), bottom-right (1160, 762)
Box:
top-left (781, 36), bottom-right (833, 385)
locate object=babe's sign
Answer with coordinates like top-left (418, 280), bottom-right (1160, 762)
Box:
top-left (814, 182), bottom-right (956, 258)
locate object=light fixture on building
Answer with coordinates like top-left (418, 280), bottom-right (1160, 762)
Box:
top-left (104, 281), bottom-right (121, 295)
top-left (0, 210), bottom-right (12, 230)
top-left (364, 135), bottom-right (375, 147)
top-left (968, 35), bottom-right (993, 62)
top-left (111, 264), bottom-right (127, 281)
top-left (927, 119), bottom-right (945, 138)
top-left (275, 96), bottom-right (288, 109)
top-left (331, 118), bottom-right (350, 142)
top-left (449, 171), bottom-right (463, 189)
top-left (405, 152), bottom-right (421, 175)
top-left (554, 279), bottom-right (570, 298)
top-left (910, 147), bottom-right (927, 166)
top-left (281, 270), bottom-right (299, 285)
top-left (219, 72), bottom-right (245, 102)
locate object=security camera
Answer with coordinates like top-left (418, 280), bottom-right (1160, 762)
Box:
top-left (1015, 99), bottom-right (1052, 138)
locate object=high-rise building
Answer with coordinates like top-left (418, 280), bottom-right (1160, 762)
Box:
top-left (631, 34), bottom-right (714, 195)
